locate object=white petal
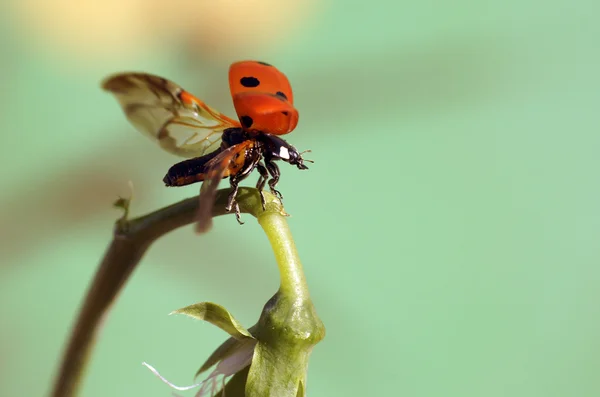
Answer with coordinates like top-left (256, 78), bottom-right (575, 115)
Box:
top-left (142, 362), bottom-right (203, 391)
top-left (143, 339), bottom-right (256, 395)
top-left (215, 339), bottom-right (256, 377)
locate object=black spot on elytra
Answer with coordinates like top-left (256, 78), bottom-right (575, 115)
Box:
top-left (240, 77), bottom-right (260, 88)
top-left (241, 115), bottom-right (254, 128)
top-left (275, 91), bottom-right (288, 100)
top-left (258, 61), bottom-right (272, 66)
top-left (281, 111), bottom-right (289, 116)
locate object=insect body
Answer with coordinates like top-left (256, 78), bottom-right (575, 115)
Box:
top-left (102, 61), bottom-right (310, 232)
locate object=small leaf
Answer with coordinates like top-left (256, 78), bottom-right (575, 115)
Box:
top-left (113, 197), bottom-right (130, 211)
top-left (171, 302), bottom-right (254, 339)
top-left (114, 182), bottom-right (134, 213)
top-left (113, 182), bottom-right (134, 231)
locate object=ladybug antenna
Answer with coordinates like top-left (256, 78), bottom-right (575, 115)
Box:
top-left (299, 149), bottom-right (314, 163)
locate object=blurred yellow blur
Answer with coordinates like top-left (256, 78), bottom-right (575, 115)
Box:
top-left (11, 0), bottom-right (317, 63)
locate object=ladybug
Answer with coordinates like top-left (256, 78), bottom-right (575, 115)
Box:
top-left (102, 61), bottom-right (310, 232)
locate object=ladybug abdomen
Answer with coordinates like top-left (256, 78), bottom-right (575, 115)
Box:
top-left (163, 150), bottom-right (221, 186)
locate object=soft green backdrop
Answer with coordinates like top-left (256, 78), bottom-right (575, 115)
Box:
top-left (1, 1), bottom-right (599, 396)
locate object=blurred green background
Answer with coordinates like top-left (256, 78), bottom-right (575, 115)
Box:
top-left (1, 0), bottom-right (599, 396)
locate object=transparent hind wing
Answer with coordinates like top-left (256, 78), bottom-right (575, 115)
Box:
top-left (103, 72), bottom-right (241, 158)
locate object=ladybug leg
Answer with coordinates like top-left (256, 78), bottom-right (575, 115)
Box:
top-left (233, 202), bottom-right (243, 225)
top-left (265, 160), bottom-right (283, 201)
top-left (225, 175), bottom-right (240, 217)
top-left (226, 176), bottom-right (244, 225)
top-left (226, 151), bottom-right (262, 224)
top-left (255, 162), bottom-right (269, 210)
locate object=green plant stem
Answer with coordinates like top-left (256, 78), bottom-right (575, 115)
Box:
top-left (257, 212), bottom-right (308, 300)
top-left (49, 188), bottom-right (272, 397)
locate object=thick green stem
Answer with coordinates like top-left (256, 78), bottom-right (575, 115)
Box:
top-left (257, 211), bottom-right (308, 300)
top-left (245, 202), bottom-right (325, 396)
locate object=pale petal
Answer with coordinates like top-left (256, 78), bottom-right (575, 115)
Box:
top-left (142, 362), bottom-right (203, 391)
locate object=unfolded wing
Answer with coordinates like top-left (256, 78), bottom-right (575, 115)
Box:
top-left (103, 72), bottom-right (241, 158)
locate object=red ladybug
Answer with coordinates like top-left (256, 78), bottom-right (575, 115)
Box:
top-left (103, 61), bottom-right (310, 232)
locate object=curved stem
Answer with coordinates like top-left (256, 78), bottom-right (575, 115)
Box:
top-left (49, 188), bottom-right (277, 397)
top-left (257, 212), bottom-right (308, 300)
